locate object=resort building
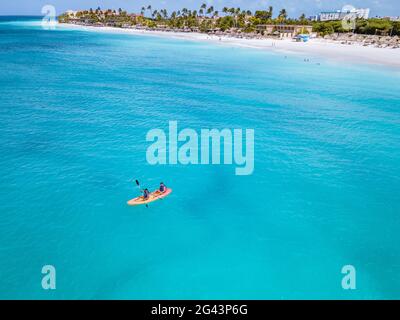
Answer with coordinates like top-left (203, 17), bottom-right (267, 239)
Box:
top-left (129, 13), bottom-right (143, 19)
top-left (319, 11), bottom-right (342, 21)
top-left (256, 24), bottom-right (313, 38)
top-left (318, 8), bottom-right (370, 21)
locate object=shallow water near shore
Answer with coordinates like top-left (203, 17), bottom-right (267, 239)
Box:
top-left (1, 17), bottom-right (400, 299)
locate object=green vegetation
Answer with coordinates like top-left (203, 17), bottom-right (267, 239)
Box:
top-left (355, 18), bottom-right (399, 35)
top-left (58, 4), bottom-right (400, 37)
top-left (312, 18), bottom-right (400, 36)
top-left (58, 8), bottom-right (140, 27)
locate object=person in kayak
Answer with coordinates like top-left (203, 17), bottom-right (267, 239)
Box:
top-left (142, 188), bottom-right (150, 200)
top-left (159, 182), bottom-right (167, 193)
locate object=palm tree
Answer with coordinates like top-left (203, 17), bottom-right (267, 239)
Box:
top-left (268, 6), bottom-right (273, 19)
top-left (162, 9), bottom-right (168, 19)
top-left (278, 9), bottom-right (287, 21)
top-left (207, 6), bottom-right (214, 17)
top-left (147, 5), bottom-right (152, 18)
top-left (222, 7), bottom-right (229, 15)
top-left (299, 13), bottom-right (308, 24)
top-left (232, 8), bottom-right (241, 27)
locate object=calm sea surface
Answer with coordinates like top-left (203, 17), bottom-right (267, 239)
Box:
top-left (0, 17), bottom-right (399, 299)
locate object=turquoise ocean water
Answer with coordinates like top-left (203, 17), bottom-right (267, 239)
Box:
top-left (0, 17), bottom-right (399, 299)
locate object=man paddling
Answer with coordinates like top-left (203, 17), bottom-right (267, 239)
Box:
top-left (159, 182), bottom-right (167, 193)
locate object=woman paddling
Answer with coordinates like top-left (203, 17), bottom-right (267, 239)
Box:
top-left (142, 188), bottom-right (150, 200)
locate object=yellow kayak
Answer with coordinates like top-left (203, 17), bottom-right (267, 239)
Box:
top-left (127, 188), bottom-right (172, 206)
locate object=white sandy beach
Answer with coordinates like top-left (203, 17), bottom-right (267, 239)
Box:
top-left (61, 23), bottom-right (400, 68)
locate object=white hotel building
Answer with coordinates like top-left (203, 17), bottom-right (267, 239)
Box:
top-left (314, 8), bottom-right (370, 21)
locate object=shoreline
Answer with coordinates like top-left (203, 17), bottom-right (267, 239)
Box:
top-left (60, 23), bottom-right (400, 69)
